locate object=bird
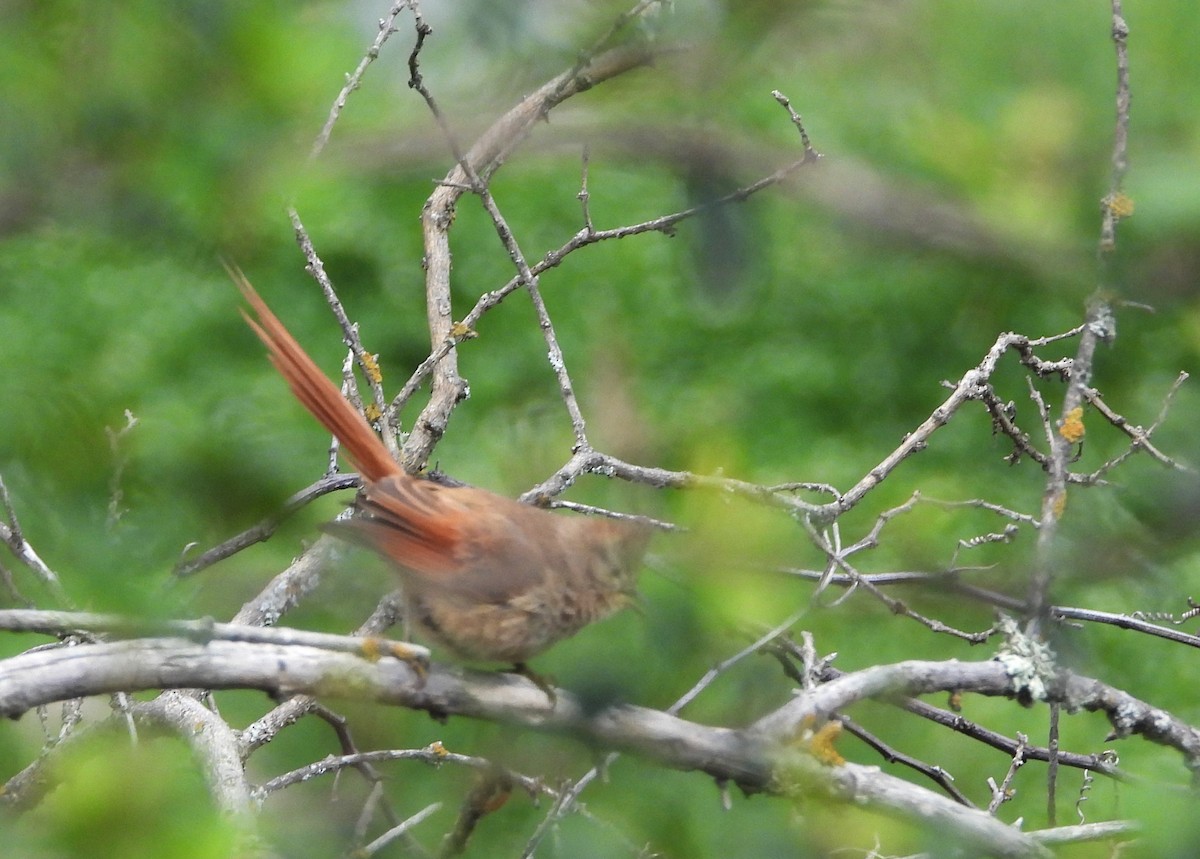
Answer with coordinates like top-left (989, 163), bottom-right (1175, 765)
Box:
top-left (233, 268), bottom-right (652, 673)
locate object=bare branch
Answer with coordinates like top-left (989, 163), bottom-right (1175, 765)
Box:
top-left (1027, 820), bottom-right (1138, 846)
top-left (407, 42), bottom-right (658, 467)
top-left (174, 474), bottom-right (360, 578)
top-left (0, 609), bottom-right (429, 665)
top-left (309, 2), bottom-right (411, 161)
top-left (1098, 0), bottom-right (1132, 257)
top-left (0, 474), bottom-right (69, 604)
top-left (0, 640), bottom-right (1064, 856)
top-left (359, 802), bottom-right (442, 857)
top-left (256, 743), bottom-right (545, 801)
top-left (134, 691), bottom-right (257, 817)
top-left (286, 209), bottom-right (403, 460)
top-left (1083, 377), bottom-right (1194, 473)
top-left (987, 732), bottom-right (1027, 814)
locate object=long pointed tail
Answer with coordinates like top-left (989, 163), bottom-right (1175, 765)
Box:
top-left (230, 265), bottom-right (401, 483)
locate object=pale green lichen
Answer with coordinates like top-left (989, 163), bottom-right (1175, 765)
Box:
top-left (993, 614), bottom-right (1057, 703)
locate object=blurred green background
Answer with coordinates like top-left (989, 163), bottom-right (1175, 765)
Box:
top-left (2, 0), bottom-right (1200, 856)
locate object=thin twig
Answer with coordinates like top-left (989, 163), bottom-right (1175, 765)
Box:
top-left (0, 609), bottom-right (429, 665)
top-left (1098, 0), bottom-right (1132, 258)
top-left (1028, 0), bottom-right (1134, 634)
top-left (256, 744), bottom-right (545, 799)
top-left (173, 473), bottom-right (360, 577)
top-left (309, 1), bottom-right (411, 161)
top-left (987, 732), bottom-right (1027, 814)
top-left (0, 475), bottom-right (69, 605)
top-left (286, 209), bottom-right (402, 461)
top-left (357, 803), bottom-right (442, 857)
top-left (522, 602), bottom-right (809, 857)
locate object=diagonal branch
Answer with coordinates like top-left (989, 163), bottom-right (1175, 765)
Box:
top-left (407, 43), bottom-right (657, 468)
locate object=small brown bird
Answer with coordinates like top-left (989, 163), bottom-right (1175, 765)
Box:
top-left (235, 270), bottom-right (651, 668)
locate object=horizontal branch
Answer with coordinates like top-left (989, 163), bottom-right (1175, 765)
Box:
top-left (0, 609), bottom-right (429, 664)
top-left (7, 605), bottom-right (1196, 780)
top-left (0, 638), bottom-right (1053, 856)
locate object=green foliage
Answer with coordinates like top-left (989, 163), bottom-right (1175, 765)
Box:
top-left (2, 0), bottom-right (1200, 856)
top-left (8, 735), bottom-right (240, 858)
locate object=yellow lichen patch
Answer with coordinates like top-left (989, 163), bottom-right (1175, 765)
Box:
top-left (808, 720), bottom-right (845, 767)
top-left (360, 350), bottom-right (383, 384)
top-left (1104, 192), bottom-right (1135, 218)
top-left (1059, 406), bottom-right (1085, 443)
top-left (364, 402), bottom-right (382, 423)
top-left (791, 715), bottom-right (846, 767)
top-left (360, 637), bottom-right (384, 661)
top-left (450, 321), bottom-right (478, 340)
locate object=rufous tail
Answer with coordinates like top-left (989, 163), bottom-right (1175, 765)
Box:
top-left (230, 265), bottom-right (401, 483)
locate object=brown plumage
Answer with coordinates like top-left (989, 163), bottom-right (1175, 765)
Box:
top-left (234, 269), bottom-right (651, 664)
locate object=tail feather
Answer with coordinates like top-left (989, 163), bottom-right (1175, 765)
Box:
top-left (230, 265), bottom-right (401, 483)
